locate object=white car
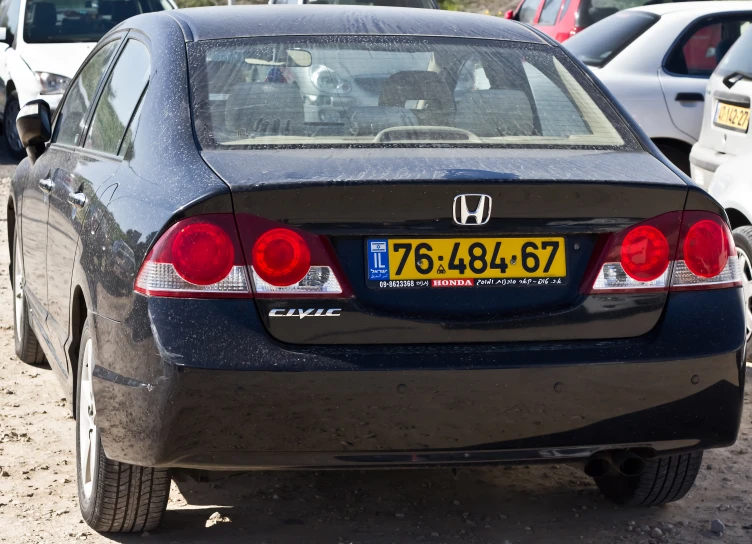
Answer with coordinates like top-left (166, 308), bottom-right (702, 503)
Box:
top-left (0, 0), bottom-right (174, 158)
top-left (707, 153), bottom-right (752, 350)
top-left (690, 23), bottom-right (752, 189)
top-left (566, 1), bottom-right (752, 174)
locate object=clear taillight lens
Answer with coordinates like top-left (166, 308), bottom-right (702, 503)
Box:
top-left (135, 214), bottom-right (251, 298)
top-left (584, 211), bottom-right (741, 294)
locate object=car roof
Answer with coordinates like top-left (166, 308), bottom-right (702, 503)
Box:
top-left (628, 0), bottom-right (752, 16)
top-left (166, 5), bottom-right (547, 43)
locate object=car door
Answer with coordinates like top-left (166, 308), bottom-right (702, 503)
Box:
top-left (659, 14), bottom-right (752, 141)
top-left (45, 35), bottom-right (150, 361)
top-left (40, 37), bottom-right (122, 364)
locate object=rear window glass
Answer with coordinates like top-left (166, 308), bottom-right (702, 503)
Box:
top-left (566, 11), bottom-right (659, 67)
top-left (188, 37), bottom-right (631, 149)
top-left (577, 0), bottom-right (659, 27)
top-left (715, 24), bottom-right (752, 77)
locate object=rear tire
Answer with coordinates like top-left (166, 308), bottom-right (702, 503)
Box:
top-left (594, 451), bottom-right (703, 506)
top-left (76, 320), bottom-right (170, 532)
top-left (4, 92), bottom-right (26, 160)
top-left (655, 143), bottom-right (690, 175)
top-left (733, 226), bottom-right (752, 360)
top-left (12, 227), bottom-right (45, 364)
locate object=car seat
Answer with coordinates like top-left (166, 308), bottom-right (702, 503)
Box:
top-left (455, 89), bottom-right (534, 137)
top-left (378, 71), bottom-right (455, 127)
top-left (224, 82), bottom-right (304, 138)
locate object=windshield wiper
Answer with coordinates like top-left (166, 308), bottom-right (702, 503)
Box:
top-left (722, 70), bottom-right (752, 89)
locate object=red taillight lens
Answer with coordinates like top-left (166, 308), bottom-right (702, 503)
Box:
top-left (620, 225), bottom-right (670, 282)
top-left (584, 210), bottom-right (741, 294)
top-left (234, 215), bottom-right (352, 298)
top-left (251, 228), bottom-right (311, 287)
top-left (682, 219), bottom-right (728, 278)
top-left (135, 214), bottom-right (250, 298)
top-left (171, 222), bottom-right (235, 285)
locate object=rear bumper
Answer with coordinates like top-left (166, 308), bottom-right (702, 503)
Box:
top-left (91, 289), bottom-right (746, 470)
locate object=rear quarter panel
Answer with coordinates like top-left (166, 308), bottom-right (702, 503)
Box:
top-left (71, 14), bottom-right (232, 325)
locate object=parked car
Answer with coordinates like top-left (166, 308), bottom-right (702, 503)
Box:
top-left (9, 4), bottom-right (745, 533)
top-left (268, 0), bottom-right (437, 6)
top-left (690, 20), bottom-right (752, 189)
top-left (0, 0), bottom-right (175, 159)
top-left (566, 2), bottom-right (752, 173)
top-left (505, 0), bottom-right (714, 43)
top-left (705, 154), bottom-right (752, 353)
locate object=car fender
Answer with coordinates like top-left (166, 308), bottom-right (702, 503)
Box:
top-left (7, 50), bottom-right (40, 106)
top-left (708, 154), bottom-right (752, 225)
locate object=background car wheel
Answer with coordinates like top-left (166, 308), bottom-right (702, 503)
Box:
top-left (12, 228), bottom-right (44, 364)
top-left (4, 91), bottom-right (27, 160)
top-left (594, 451), bottom-right (702, 506)
top-left (76, 320), bottom-right (170, 532)
top-left (733, 226), bottom-right (752, 359)
top-left (655, 143), bottom-right (690, 175)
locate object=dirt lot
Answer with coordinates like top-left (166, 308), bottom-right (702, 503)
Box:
top-left (0, 168), bottom-right (750, 543)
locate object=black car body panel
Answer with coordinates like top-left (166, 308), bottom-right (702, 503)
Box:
top-left (7, 6), bottom-right (745, 471)
top-left (167, 5), bottom-right (546, 43)
top-left (89, 288), bottom-right (744, 468)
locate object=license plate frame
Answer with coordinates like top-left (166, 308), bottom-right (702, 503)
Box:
top-left (365, 237), bottom-right (567, 289)
top-left (713, 101), bottom-right (750, 133)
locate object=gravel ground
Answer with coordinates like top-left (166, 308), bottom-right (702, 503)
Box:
top-left (0, 147), bottom-right (750, 543)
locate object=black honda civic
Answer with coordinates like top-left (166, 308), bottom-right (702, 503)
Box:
top-left (7, 4), bottom-right (746, 533)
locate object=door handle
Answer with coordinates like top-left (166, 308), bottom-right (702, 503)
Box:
top-left (675, 92), bottom-right (704, 102)
top-left (38, 178), bottom-right (54, 193)
top-left (68, 192), bottom-right (86, 209)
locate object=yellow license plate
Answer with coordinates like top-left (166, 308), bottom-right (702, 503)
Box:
top-left (366, 238), bottom-right (566, 286)
top-left (714, 102), bottom-right (750, 132)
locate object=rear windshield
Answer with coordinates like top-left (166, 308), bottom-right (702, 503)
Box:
top-left (188, 37), bottom-right (632, 149)
top-left (566, 11), bottom-right (659, 67)
top-left (715, 24), bottom-right (752, 77)
top-left (577, 0), bottom-right (662, 27)
top-left (23, 0), bottom-right (172, 44)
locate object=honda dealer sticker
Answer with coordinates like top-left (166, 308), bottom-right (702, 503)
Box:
top-left (367, 239), bottom-right (390, 281)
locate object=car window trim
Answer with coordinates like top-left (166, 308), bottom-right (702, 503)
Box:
top-left (116, 85), bottom-right (148, 157)
top-left (49, 32), bottom-right (127, 147)
top-left (80, 32), bottom-right (152, 157)
top-left (661, 11), bottom-right (752, 79)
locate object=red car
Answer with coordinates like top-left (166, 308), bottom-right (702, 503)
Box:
top-left (505, 0), bottom-right (714, 43)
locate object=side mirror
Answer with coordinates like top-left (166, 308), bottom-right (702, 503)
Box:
top-left (504, 10), bottom-right (514, 19)
top-left (17, 100), bottom-right (51, 163)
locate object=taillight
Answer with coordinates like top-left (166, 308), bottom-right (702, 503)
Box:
top-left (252, 228), bottom-right (311, 287)
top-left (671, 211), bottom-right (739, 291)
top-left (135, 214), bottom-right (251, 298)
top-left (584, 211), bottom-right (741, 294)
top-left (135, 214), bottom-right (351, 299)
top-left (236, 215), bottom-right (351, 298)
top-left (620, 225), bottom-right (670, 282)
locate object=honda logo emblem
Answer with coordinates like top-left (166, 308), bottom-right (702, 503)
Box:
top-left (453, 194), bottom-right (492, 226)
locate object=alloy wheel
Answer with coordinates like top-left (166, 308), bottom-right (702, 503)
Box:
top-left (736, 247), bottom-right (752, 344)
top-left (78, 339), bottom-right (98, 501)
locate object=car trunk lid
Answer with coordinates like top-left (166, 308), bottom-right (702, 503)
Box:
top-left (201, 148), bottom-right (687, 345)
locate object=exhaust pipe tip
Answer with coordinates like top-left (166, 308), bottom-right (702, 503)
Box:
top-left (584, 456), bottom-right (612, 478)
top-left (616, 453), bottom-right (647, 477)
